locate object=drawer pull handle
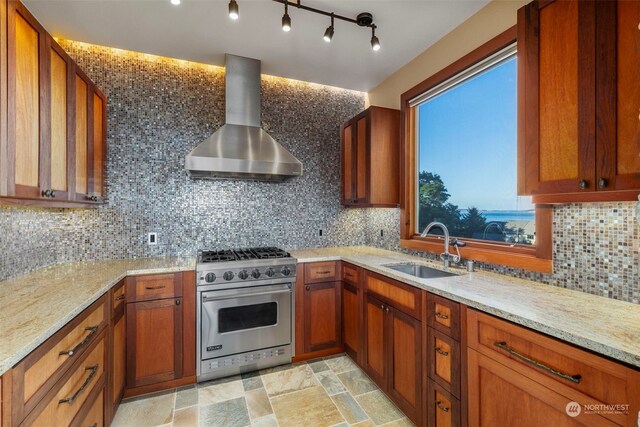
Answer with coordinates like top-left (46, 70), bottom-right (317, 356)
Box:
top-left (315, 270), bottom-right (332, 275)
top-left (115, 294), bottom-right (125, 301)
top-left (436, 401), bottom-right (450, 412)
top-left (145, 285), bottom-right (166, 290)
top-left (59, 326), bottom-right (99, 357)
top-left (58, 364), bottom-right (99, 405)
top-left (494, 341), bottom-right (582, 384)
top-left (90, 423), bottom-right (98, 427)
top-left (435, 347), bottom-right (449, 356)
top-left (435, 312), bottom-right (449, 320)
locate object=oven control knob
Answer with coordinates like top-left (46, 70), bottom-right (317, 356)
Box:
top-left (205, 273), bottom-right (216, 283)
top-left (265, 267), bottom-right (275, 277)
top-left (252, 269), bottom-right (261, 279)
top-left (281, 266), bottom-right (291, 276)
top-left (238, 270), bottom-right (249, 280)
top-left (223, 271), bottom-right (234, 281)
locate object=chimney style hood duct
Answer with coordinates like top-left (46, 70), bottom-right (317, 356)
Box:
top-left (185, 54), bottom-right (303, 181)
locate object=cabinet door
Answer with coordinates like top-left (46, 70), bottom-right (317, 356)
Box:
top-left (126, 298), bottom-right (183, 388)
top-left (518, 0), bottom-right (596, 195)
top-left (596, 0), bottom-right (640, 192)
top-left (468, 349), bottom-right (617, 427)
top-left (0, 0), bottom-right (6, 197)
top-left (72, 69), bottom-right (90, 202)
top-left (427, 380), bottom-right (460, 427)
top-left (6, 0), bottom-right (46, 199)
top-left (341, 122), bottom-right (354, 204)
top-left (90, 87), bottom-right (106, 201)
top-left (304, 281), bottom-right (341, 353)
top-left (111, 310), bottom-right (126, 416)
top-left (388, 307), bottom-right (421, 425)
top-left (342, 282), bottom-right (361, 363)
top-left (354, 114), bottom-right (369, 203)
top-left (363, 294), bottom-right (387, 389)
top-left (44, 37), bottom-right (73, 201)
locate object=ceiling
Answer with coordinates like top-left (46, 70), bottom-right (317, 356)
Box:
top-left (23, 0), bottom-right (489, 92)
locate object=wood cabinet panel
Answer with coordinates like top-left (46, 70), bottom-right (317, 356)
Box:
top-left (75, 388), bottom-right (104, 427)
top-left (91, 90), bottom-right (105, 198)
top-left (126, 273), bottom-right (183, 303)
top-left (427, 380), bottom-right (460, 427)
top-left (468, 309), bottom-right (640, 426)
top-left (364, 294), bottom-right (387, 389)
top-left (366, 272), bottom-right (420, 319)
top-left (426, 293), bottom-right (461, 341)
top-left (27, 335), bottom-right (105, 427)
top-left (342, 282), bottom-right (361, 363)
top-left (304, 261), bottom-right (338, 283)
top-left (126, 298), bottom-right (183, 388)
top-left (428, 327), bottom-right (460, 399)
top-left (11, 6), bottom-right (41, 195)
top-left (111, 313), bottom-right (125, 416)
top-left (304, 281), bottom-right (341, 353)
top-left (0, 0), bottom-right (7, 198)
top-left (388, 308), bottom-right (421, 423)
top-left (468, 348), bottom-right (617, 427)
top-left (340, 106), bottom-right (400, 207)
top-left (74, 73), bottom-right (88, 198)
top-left (49, 45), bottom-right (67, 193)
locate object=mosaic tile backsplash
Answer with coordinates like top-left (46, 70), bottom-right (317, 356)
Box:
top-left (362, 204), bottom-right (640, 303)
top-left (1, 41), bottom-right (638, 304)
top-left (0, 40), bottom-right (368, 279)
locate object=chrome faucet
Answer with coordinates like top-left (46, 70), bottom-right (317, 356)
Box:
top-left (420, 221), bottom-right (463, 268)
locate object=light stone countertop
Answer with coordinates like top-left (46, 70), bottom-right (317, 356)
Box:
top-left (289, 246), bottom-right (640, 369)
top-left (0, 257), bottom-right (195, 376)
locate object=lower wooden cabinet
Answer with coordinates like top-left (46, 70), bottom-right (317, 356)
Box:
top-left (77, 387), bottom-right (105, 427)
top-left (363, 293), bottom-right (422, 425)
top-left (426, 380), bottom-right (460, 427)
top-left (111, 300), bottom-right (125, 417)
top-left (126, 297), bottom-right (183, 388)
top-left (304, 281), bottom-right (341, 353)
top-left (342, 281), bottom-right (362, 364)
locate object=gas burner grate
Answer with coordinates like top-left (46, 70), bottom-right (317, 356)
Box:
top-left (249, 247), bottom-right (290, 259)
top-left (199, 250), bottom-right (237, 263)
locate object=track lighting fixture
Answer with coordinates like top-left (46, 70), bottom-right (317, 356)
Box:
top-left (282, 2), bottom-right (291, 32)
top-left (227, 1), bottom-right (381, 51)
top-left (228, 0), bottom-right (239, 20)
top-left (370, 24), bottom-right (380, 51)
top-left (170, 0), bottom-right (180, 5)
top-left (323, 13), bottom-right (334, 42)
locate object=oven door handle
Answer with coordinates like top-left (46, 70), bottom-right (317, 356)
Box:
top-left (202, 285), bottom-right (292, 302)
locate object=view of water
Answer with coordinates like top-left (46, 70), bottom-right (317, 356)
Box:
top-left (462, 210), bottom-right (535, 223)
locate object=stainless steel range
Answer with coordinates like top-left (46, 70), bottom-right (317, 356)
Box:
top-left (196, 247), bottom-right (296, 382)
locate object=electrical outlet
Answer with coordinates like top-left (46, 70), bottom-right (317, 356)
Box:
top-left (147, 232), bottom-right (158, 245)
top-left (319, 229), bottom-right (323, 237)
top-left (380, 229), bottom-right (384, 237)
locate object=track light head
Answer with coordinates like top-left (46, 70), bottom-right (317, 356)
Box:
top-left (370, 25), bottom-right (380, 51)
top-left (323, 13), bottom-right (334, 42)
top-left (282, 2), bottom-right (291, 32)
top-left (228, 0), bottom-right (239, 20)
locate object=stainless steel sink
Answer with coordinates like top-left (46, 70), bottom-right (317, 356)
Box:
top-left (383, 263), bottom-right (458, 279)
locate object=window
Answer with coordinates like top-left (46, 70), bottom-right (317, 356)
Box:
top-left (400, 28), bottom-right (552, 273)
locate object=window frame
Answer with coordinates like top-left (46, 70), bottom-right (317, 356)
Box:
top-left (399, 26), bottom-right (553, 273)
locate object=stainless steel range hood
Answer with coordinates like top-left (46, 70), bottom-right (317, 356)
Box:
top-left (185, 55), bottom-right (303, 181)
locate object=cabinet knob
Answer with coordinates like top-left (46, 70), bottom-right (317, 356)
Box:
top-left (87, 195), bottom-right (99, 202)
top-left (384, 307), bottom-right (390, 314)
top-left (380, 304), bottom-right (385, 311)
top-left (305, 285), bottom-right (310, 291)
top-left (579, 180), bottom-right (588, 190)
top-left (598, 178), bottom-right (607, 189)
top-left (41, 189), bottom-right (54, 198)
top-left (176, 299), bottom-right (181, 306)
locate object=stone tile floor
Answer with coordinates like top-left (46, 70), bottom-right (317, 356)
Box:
top-left (112, 354), bottom-right (415, 427)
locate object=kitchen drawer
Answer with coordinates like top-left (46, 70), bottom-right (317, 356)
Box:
top-left (25, 333), bottom-right (106, 427)
top-left (468, 309), bottom-right (640, 426)
top-left (111, 280), bottom-right (125, 317)
top-left (365, 272), bottom-right (421, 319)
top-left (426, 293), bottom-right (460, 341)
top-left (426, 379), bottom-right (460, 427)
top-left (342, 263), bottom-right (360, 286)
top-left (126, 273), bottom-right (183, 302)
top-left (428, 327), bottom-right (461, 398)
top-left (73, 387), bottom-right (104, 427)
top-left (8, 296), bottom-right (106, 423)
top-left (304, 262), bottom-right (339, 283)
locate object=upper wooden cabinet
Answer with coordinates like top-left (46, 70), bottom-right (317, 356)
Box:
top-left (340, 106), bottom-right (400, 207)
top-left (0, 0), bottom-right (106, 207)
top-left (518, 0), bottom-right (640, 202)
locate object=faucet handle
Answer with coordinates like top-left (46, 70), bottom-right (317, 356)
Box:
top-left (450, 238), bottom-right (466, 247)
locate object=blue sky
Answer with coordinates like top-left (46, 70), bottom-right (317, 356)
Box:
top-left (418, 57), bottom-right (533, 211)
